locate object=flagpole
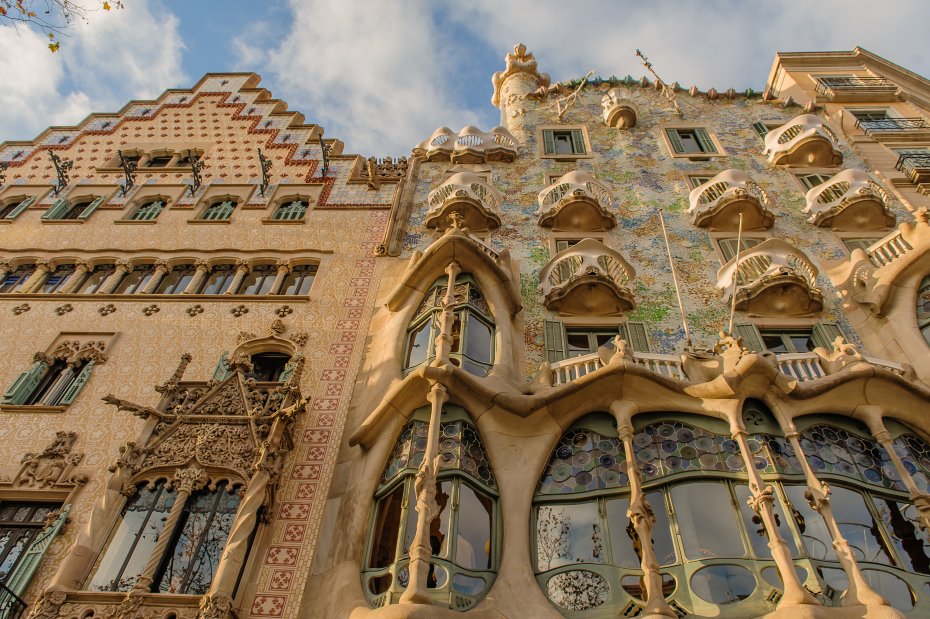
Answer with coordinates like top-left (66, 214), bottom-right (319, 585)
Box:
top-left (658, 209), bottom-right (691, 348)
top-left (727, 213), bottom-right (744, 336)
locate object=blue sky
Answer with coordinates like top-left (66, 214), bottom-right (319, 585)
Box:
top-left (1, 0), bottom-right (929, 156)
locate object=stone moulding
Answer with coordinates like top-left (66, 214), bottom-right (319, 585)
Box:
top-left (425, 172), bottom-right (503, 233)
top-left (687, 169), bottom-right (774, 231)
top-left (716, 238), bottom-right (823, 316)
top-left (803, 168), bottom-right (895, 230)
top-left (536, 171), bottom-right (617, 231)
top-left (412, 126), bottom-right (518, 164)
top-left (601, 87), bottom-right (639, 128)
top-left (764, 114), bottom-right (843, 167)
top-left (538, 238), bottom-right (635, 315)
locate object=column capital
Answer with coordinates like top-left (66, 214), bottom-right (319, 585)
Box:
top-left (115, 259), bottom-right (133, 272)
top-left (275, 259), bottom-right (293, 273)
top-left (173, 466), bottom-right (208, 494)
top-left (234, 259), bottom-right (252, 272)
top-left (194, 259), bottom-right (211, 271)
top-left (153, 259), bottom-right (170, 271)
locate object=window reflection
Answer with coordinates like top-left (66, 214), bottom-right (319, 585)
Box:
top-left (114, 264), bottom-right (155, 294)
top-left (670, 482), bottom-right (747, 560)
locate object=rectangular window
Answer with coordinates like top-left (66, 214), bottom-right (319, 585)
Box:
top-left (717, 237), bottom-right (762, 263)
top-left (555, 239), bottom-right (582, 253)
top-left (797, 173), bottom-right (835, 190)
top-left (543, 321), bottom-right (650, 363)
top-left (565, 328), bottom-right (619, 358)
top-left (850, 109), bottom-right (890, 121)
top-left (666, 128), bottom-right (718, 155)
top-left (842, 237), bottom-right (881, 253)
top-left (759, 329), bottom-right (816, 354)
top-left (542, 129), bottom-right (587, 156)
top-left (0, 502), bottom-right (62, 584)
top-left (688, 175), bottom-right (714, 190)
top-left (735, 322), bottom-right (846, 353)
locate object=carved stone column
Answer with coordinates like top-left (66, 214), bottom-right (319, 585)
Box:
top-left (131, 466), bottom-right (207, 593)
top-left (431, 261), bottom-right (461, 366)
top-left (399, 381), bottom-right (448, 605)
top-left (140, 260), bottom-right (170, 294)
top-left (58, 260), bottom-right (91, 294)
top-left (183, 260), bottom-right (212, 294)
top-left (610, 400), bottom-right (676, 618)
top-left (785, 429), bottom-right (891, 607)
top-left (98, 260), bottom-right (133, 294)
top-left (730, 421), bottom-right (818, 608)
top-left (224, 260), bottom-right (251, 295)
top-left (267, 260), bottom-right (292, 295)
top-left (20, 259), bottom-right (51, 293)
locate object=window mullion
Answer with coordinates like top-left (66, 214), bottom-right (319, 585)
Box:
top-left (112, 484), bottom-right (163, 591)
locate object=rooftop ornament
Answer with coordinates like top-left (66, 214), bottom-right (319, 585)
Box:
top-left (49, 150), bottom-right (73, 196)
top-left (491, 43), bottom-right (551, 107)
top-left (258, 148), bottom-right (272, 196)
top-left (319, 135), bottom-right (332, 177)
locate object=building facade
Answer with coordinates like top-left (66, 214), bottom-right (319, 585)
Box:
top-left (0, 46), bottom-right (929, 619)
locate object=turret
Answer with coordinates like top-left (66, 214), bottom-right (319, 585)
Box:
top-left (491, 44), bottom-right (551, 129)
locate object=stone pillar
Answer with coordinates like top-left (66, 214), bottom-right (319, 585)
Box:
top-left (491, 44), bottom-right (551, 132)
top-left (183, 260), bottom-right (211, 294)
top-left (431, 261), bottom-right (461, 366)
top-left (131, 466), bottom-right (207, 593)
top-left (141, 260), bottom-right (170, 294)
top-left (399, 381), bottom-right (448, 605)
top-left (58, 260), bottom-right (91, 294)
top-left (267, 260), bottom-right (292, 295)
top-left (728, 409), bottom-right (818, 608)
top-left (784, 427), bottom-right (891, 607)
top-left (19, 260), bottom-right (51, 293)
top-left (224, 260), bottom-right (251, 295)
top-left (610, 401), bottom-right (676, 618)
top-left (98, 260), bottom-right (133, 294)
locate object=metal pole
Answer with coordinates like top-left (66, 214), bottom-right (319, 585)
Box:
top-left (727, 213), bottom-right (744, 336)
top-left (658, 209), bottom-right (691, 348)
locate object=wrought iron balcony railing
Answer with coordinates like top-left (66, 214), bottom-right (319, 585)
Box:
top-left (855, 117), bottom-right (930, 134)
top-left (895, 153), bottom-right (930, 185)
top-left (0, 581), bottom-right (26, 619)
top-left (815, 76), bottom-right (894, 94)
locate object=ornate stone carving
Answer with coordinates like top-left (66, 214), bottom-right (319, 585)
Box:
top-left (13, 431), bottom-right (86, 488)
top-left (360, 156), bottom-right (408, 190)
top-left (27, 589), bottom-right (67, 619)
top-left (197, 594), bottom-right (233, 619)
top-left (13, 303), bottom-right (30, 315)
top-left (813, 336), bottom-right (864, 374)
top-left (491, 43), bottom-right (551, 106)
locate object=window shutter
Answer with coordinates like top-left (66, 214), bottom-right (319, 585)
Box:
top-left (543, 130), bottom-right (556, 155)
top-left (41, 198), bottom-right (69, 220)
top-left (2, 360), bottom-right (49, 405)
top-left (543, 320), bottom-right (566, 363)
top-left (719, 238), bottom-right (739, 262)
top-left (624, 321), bottom-right (651, 353)
top-left (4, 503), bottom-right (71, 597)
top-left (58, 361), bottom-right (95, 405)
top-left (695, 128), bottom-right (716, 153)
top-left (734, 323), bottom-right (765, 352)
top-left (78, 196), bottom-right (106, 220)
top-left (211, 351), bottom-right (231, 381)
top-left (570, 129), bottom-right (586, 154)
top-left (279, 353), bottom-right (302, 383)
top-left (5, 197), bottom-right (35, 220)
top-left (811, 322), bottom-right (846, 350)
top-left (752, 122), bottom-right (769, 140)
top-left (666, 129), bottom-right (685, 154)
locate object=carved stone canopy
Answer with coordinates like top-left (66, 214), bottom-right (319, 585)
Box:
top-left (38, 340), bottom-right (108, 368)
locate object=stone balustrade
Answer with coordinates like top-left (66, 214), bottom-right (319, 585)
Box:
top-left (536, 171), bottom-right (616, 230)
top-left (425, 172), bottom-right (503, 232)
top-left (803, 168), bottom-right (894, 229)
top-left (539, 238), bottom-right (635, 315)
top-left (687, 169), bottom-right (773, 230)
top-left (763, 114), bottom-right (842, 167)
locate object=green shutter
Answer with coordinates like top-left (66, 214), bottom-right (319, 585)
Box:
top-left (543, 320), bottom-right (566, 363)
top-left (695, 128), bottom-right (716, 153)
top-left (624, 321), bottom-right (651, 353)
top-left (734, 323), bottom-right (765, 352)
top-left (78, 196), bottom-right (106, 220)
top-left (279, 353), bottom-right (302, 383)
top-left (570, 129), bottom-right (586, 155)
top-left (58, 361), bottom-right (95, 405)
top-left (2, 360), bottom-right (49, 405)
top-left (752, 122), bottom-right (769, 140)
top-left (543, 130), bottom-right (555, 155)
top-left (4, 503), bottom-right (71, 597)
top-left (5, 196), bottom-right (35, 220)
top-left (211, 351), bottom-right (231, 381)
top-left (719, 238), bottom-right (739, 262)
top-left (666, 129), bottom-right (685, 154)
top-left (811, 322), bottom-right (846, 350)
top-left (41, 198), bottom-right (69, 220)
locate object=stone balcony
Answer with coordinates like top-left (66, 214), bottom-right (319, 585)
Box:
top-left (538, 238), bottom-right (635, 315)
top-left (601, 87), bottom-right (639, 128)
top-left (536, 171), bottom-right (616, 231)
top-left (687, 169), bottom-right (774, 231)
top-left (803, 169), bottom-right (895, 230)
top-left (425, 172), bottom-right (503, 232)
top-left (716, 238), bottom-right (823, 316)
top-left (412, 126), bottom-right (518, 163)
top-left (763, 114), bottom-right (843, 167)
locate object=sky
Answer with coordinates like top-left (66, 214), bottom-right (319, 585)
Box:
top-left (1, 0), bottom-right (929, 156)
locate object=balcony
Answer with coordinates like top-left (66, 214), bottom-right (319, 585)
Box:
top-left (896, 152), bottom-right (930, 186)
top-left (536, 171), bottom-right (616, 231)
top-left (601, 87), bottom-right (639, 128)
top-left (687, 169), bottom-right (773, 231)
top-left (538, 238), bottom-right (635, 315)
top-left (763, 114), bottom-right (843, 167)
top-left (425, 172), bottom-right (503, 232)
top-left (412, 126), bottom-right (518, 163)
top-left (803, 169), bottom-right (895, 230)
top-left (815, 76), bottom-right (898, 102)
top-left (855, 117), bottom-right (930, 137)
top-left (716, 239), bottom-right (823, 316)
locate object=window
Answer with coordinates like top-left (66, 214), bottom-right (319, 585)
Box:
top-left (751, 122), bottom-right (781, 141)
top-left (144, 154), bottom-right (173, 168)
top-left (544, 321), bottom-right (650, 363)
top-left (155, 264), bottom-right (196, 294)
top-left (113, 264), bottom-right (156, 294)
top-left (128, 199), bottom-right (166, 221)
top-left (918, 275), bottom-right (930, 347)
top-left (733, 321), bottom-right (845, 353)
top-left (2, 358), bottom-right (95, 407)
top-left (75, 265), bottom-right (114, 294)
top-left (39, 264), bottom-right (76, 293)
top-left (175, 151), bottom-right (201, 167)
top-left (842, 237), bottom-right (881, 253)
top-left (688, 175), bottom-right (714, 189)
top-left (759, 329), bottom-right (815, 353)
top-left (851, 109), bottom-right (890, 122)
top-left (248, 353), bottom-right (292, 382)
top-left (89, 480), bottom-right (248, 595)
top-left (554, 239), bottom-right (581, 253)
top-left (0, 502), bottom-right (61, 584)
top-left (796, 172), bottom-right (835, 190)
top-left (42, 196), bottom-right (105, 221)
top-left (541, 127), bottom-right (589, 158)
top-left (716, 237), bottom-right (762, 263)
top-left (666, 128), bottom-right (718, 155)
top-left (0, 265), bottom-right (34, 293)
top-left (272, 198), bottom-right (309, 221)
top-left (363, 408), bottom-right (497, 609)
top-left (0, 196), bottom-right (35, 220)
top-left (199, 264), bottom-right (236, 295)
top-left (199, 199), bottom-right (237, 221)
top-left (237, 264), bottom-right (276, 295)
top-left (404, 277), bottom-right (494, 377)
top-left (280, 264), bottom-right (317, 296)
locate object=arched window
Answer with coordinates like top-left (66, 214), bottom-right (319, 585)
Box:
top-left (155, 264), bottom-right (196, 294)
top-left (0, 196), bottom-right (35, 220)
top-left (199, 264), bottom-right (237, 295)
top-left (200, 199), bottom-right (237, 221)
top-left (40, 264), bottom-right (76, 293)
top-left (248, 352), bottom-right (291, 382)
top-left (113, 263), bottom-right (156, 294)
top-left (272, 198), bottom-right (309, 221)
top-left (280, 264), bottom-right (317, 296)
top-left (0, 264), bottom-right (34, 293)
top-left (363, 406), bottom-right (497, 610)
top-left (236, 264), bottom-right (276, 295)
top-left (918, 275), bottom-right (930, 347)
top-left (128, 199), bottom-right (166, 221)
top-left (404, 277), bottom-right (494, 377)
top-left (75, 264), bottom-right (115, 294)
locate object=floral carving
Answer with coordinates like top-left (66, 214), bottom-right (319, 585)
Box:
top-left (275, 305), bottom-right (293, 317)
top-left (142, 304), bottom-right (160, 316)
top-left (12, 431), bottom-right (86, 488)
top-left (98, 304), bottom-right (117, 316)
top-left (54, 303), bottom-right (73, 315)
top-left (13, 303), bottom-right (30, 315)
top-left (230, 304), bottom-right (249, 317)
top-left (186, 304), bottom-right (204, 317)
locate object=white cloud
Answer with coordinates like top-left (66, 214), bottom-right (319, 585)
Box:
top-left (0, 1), bottom-right (186, 142)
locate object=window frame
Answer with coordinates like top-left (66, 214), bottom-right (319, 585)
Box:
top-left (709, 232), bottom-right (768, 265)
top-left (537, 125), bottom-right (593, 160)
top-left (661, 126), bottom-right (725, 158)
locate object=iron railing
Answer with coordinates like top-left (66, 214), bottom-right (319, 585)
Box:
top-left (895, 153), bottom-right (930, 177)
top-left (855, 117), bottom-right (929, 133)
top-left (0, 581), bottom-right (26, 619)
top-left (815, 76), bottom-right (895, 95)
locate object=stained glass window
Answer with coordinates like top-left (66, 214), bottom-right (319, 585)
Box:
top-left (634, 421), bottom-right (746, 481)
top-left (917, 275), bottom-right (930, 346)
top-left (537, 428), bottom-right (627, 495)
top-left (895, 434), bottom-right (930, 494)
top-left (798, 425), bottom-right (905, 491)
